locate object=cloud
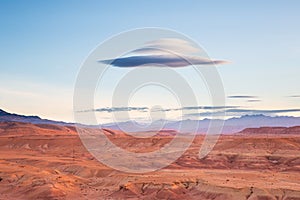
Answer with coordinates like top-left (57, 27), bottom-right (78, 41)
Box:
top-left (287, 95), bottom-right (300, 98)
top-left (149, 105), bottom-right (239, 112)
top-left (130, 38), bottom-right (200, 55)
top-left (226, 108), bottom-right (300, 114)
top-left (98, 38), bottom-right (229, 68)
top-left (186, 108), bottom-right (300, 117)
top-left (185, 106), bottom-right (238, 110)
top-left (81, 106), bottom-right (149, 113)
top-left (227, 95), bottom-right (258, 99)
top-left (79, 106), bottom-right (300, 119)
top-left (100, 55), bottom-right (229, 68)
top-left (247, 99), bottom-right (261, 102)
top-left (79, 105), bottom-right (239, 113)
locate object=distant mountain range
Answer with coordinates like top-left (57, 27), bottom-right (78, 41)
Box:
top-left (102, 115), bottom-right (300, 134)
top-left (1, 109), bottom-right (300, 133)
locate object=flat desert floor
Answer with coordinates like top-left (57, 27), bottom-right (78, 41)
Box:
top-left (0, 122), bottom-right (300, 200)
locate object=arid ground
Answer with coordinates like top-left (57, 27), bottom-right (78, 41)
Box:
top-left (0, 122), bottom-right (300, 200)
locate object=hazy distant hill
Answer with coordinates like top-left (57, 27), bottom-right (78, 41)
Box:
top-left (239, 126), bottom-right (300, 135)
top-left (1, 109), bottom-right (300, 133)
top-left (102, 114), bottom-right (300, 134)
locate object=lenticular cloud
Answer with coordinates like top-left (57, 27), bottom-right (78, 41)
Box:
top-left (98, 38), bottom-right (229, 68)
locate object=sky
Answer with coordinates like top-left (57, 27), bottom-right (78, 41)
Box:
top-left (0, 0), bottom-right (300, 123)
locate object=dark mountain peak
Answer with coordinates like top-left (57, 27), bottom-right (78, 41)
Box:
top-left (0, 108), bottom-right (44, 123)
top-left (0, 109), bottom-right (9, 116)
top-left (0, 108), bottom-right (75, 127)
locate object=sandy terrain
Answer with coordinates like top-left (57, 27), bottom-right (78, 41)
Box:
top-left (0, 122), bottom-right (300, 199)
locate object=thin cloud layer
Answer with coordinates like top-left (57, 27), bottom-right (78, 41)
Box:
top-left (180, 106), bottom-right (239, 110)
top-left (288, 95), bottom-right (300, 98)
top-left (80, 105), bottom-right (239, 113)
top-left (79, 106), bottom-right (300, 119)
top-left (247, 99), bottom-right (261, 102)
top-left (186, 108), bottom-right (300, 117)
top-left (228, 95), bottom-right (258, 99)
top-left (130, 38), bottom-right (200, 55)
top-left (81, 106), bottom-right (148, 113)
top-left (98, 38), bottom-right (229, 68)
top-left (226, 108), bottom-right (300, 114)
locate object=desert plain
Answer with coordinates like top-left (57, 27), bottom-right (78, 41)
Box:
top-left (0, 122), bottom-right (300, 200)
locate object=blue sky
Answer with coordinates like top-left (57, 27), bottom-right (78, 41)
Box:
top-left (0, 1), bottom-right (300, 122)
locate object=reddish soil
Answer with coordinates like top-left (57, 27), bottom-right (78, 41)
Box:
top-left (0, 122), bottom-right (300, 199)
